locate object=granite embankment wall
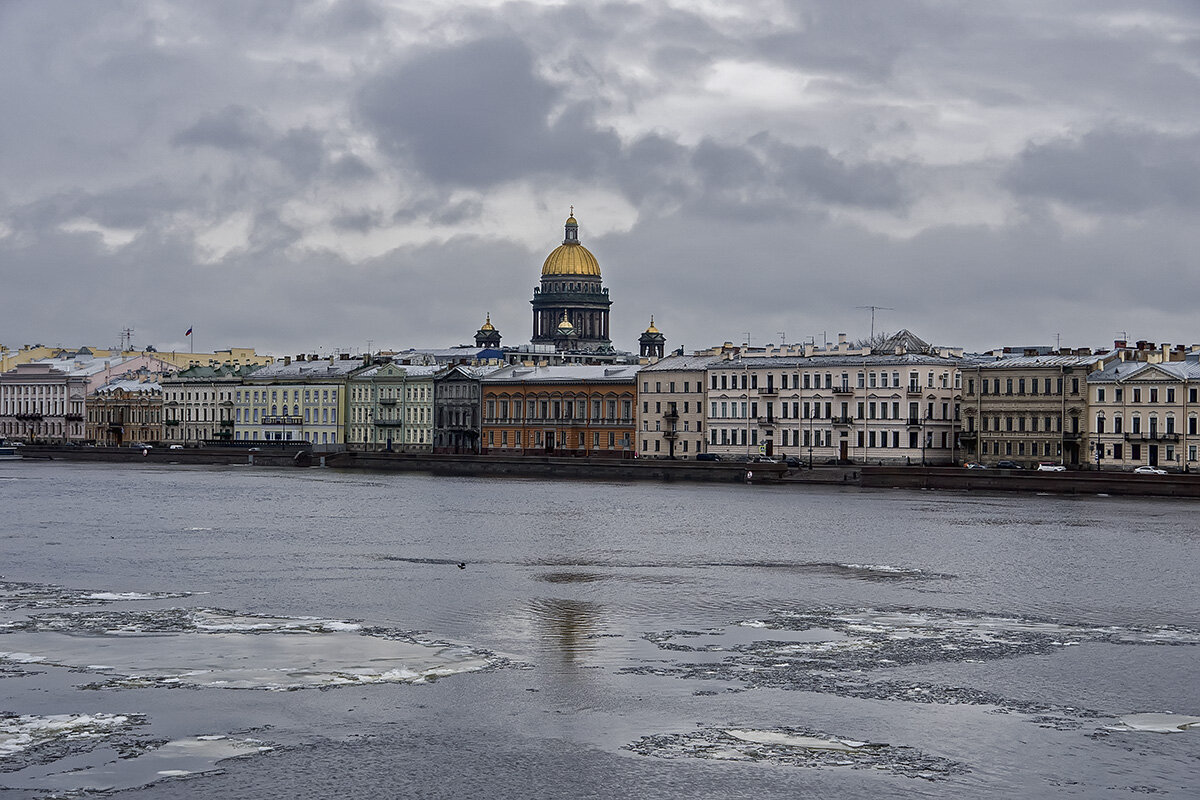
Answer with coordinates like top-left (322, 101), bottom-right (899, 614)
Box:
top-left (17, 447), bottom-right (1200, 496)
top-left (862, 466), bottom-right (1200, 498)
top-left (17, 447), bottom-right (788, 484)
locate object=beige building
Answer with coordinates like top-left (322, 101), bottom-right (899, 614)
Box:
top-left (704, 331), bottom-right (964, 465)
top-left (1088, 351), bottom-right (1200, 472)
top-left (636, 354), bottom-right (710, 458)
top-left (961, 350), bottom-right (1119, 468)
top-left (161, 364), bottom-right (264, 446)
top-left (87, 379), bottom-right (162, 446)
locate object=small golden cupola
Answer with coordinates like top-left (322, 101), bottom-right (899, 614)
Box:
top-left (639, 316), bottom-right (666, 359)
top-left (474, 312), bottom-right (502, 349)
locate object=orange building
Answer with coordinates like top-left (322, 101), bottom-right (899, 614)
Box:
top-left (481, 365), bottom-right (639, 457)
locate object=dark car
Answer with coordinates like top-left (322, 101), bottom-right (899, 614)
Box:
top-left (784, 456), bottom-right (803, 468)
top-left (695, 453), bottom-right (721, 461)
top-left (995, 460), bottom-right (1024, 469)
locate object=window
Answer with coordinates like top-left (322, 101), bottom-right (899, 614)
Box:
top-left (1097, 387), bottom-right (1105, 402)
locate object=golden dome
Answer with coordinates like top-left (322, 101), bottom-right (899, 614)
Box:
top-left (541, 212), bottom-right (601, 277)
top-left (556, 312), bottom-right (576, 333)
top-left (645, 316), bottom-right (660, 334)
top-left (542, 244), bottom-right (600, 276)
top-left (479, 313), bottom-right (495, 332)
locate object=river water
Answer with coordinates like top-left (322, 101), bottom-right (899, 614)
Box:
top-left (1, 461), bottom-right (1198, 798)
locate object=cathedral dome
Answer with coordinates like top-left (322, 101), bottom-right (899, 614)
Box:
top-left (541, 212), bottom-right (601, 277)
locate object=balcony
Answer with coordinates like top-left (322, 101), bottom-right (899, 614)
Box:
top-left (906, 417), bottom-right (923, 427)
top-left (757, 417), bottom-right (776, 427)
top-left (759, 386), bottom-right (778, 396)
top-left (65, 413), bottom-right (83, 422)
top-left (833, 384), bottom-right (853, 394)
top-left (662, 408), bottom-right (679, 420)
top-left (958, 430), bottom-right (978, 442)
top-left (262, 416), bottom-right (303, 425)
top-left (831, 415), bottom-right (853, 426)
top-left (164, 419), bottom-right (180, 426)
top-left (1124, 432), bottom-right (1179, 442)
top-left (380, 398), bottom-right (397, 406)
top-left (1063, 431), bottom-right (1083, 442)
top-left (907, 384), bottom-right (923, 395)
top-left (15, 413), bottom-right (43, 421)
top-left (663, 429), bottom-right (678, 439)
top-left (219, 419), bottom-right (234, 427)
top-left (374, 419), bottom-right (404, 427)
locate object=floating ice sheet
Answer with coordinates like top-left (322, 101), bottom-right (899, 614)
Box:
top-left (0, 580), bottom-right (189, 611)
top-left (632, 606), bottom-right (1200, 727)
top-left (0, 713), bottom-right (135, 760)
top-left (8, 734), bottom-right (271, 793)
top-left (0, 607), bottom-right (495, 690)
top-left (625, 726), bottom-right (966, 780)
top-left (1106, 713), bottom-right (1200, 733)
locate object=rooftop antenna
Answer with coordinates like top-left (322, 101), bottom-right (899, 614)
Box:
top-left (743, 332), bottom-right (752, 347)
top-left (856, 306), bottom-right (893, 340)
top-left (1054, 332), bottom-right (1061, 351)
top-left (119, 327), bottom-right (134, 352)
top-left (777, 331), bottom-right (786, 346)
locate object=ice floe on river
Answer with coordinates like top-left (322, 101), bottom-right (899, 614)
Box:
top-left (0, 606), bottom-right (498, 691)
top-left (629, 607), bottom-right (1200, 728)
top-left (624, 725), bottom-right (967, 780)
top-left (1104, 713), bottom-right (1200, 734)
top-left (0, 579), bottom-right (190, 611)
top-left (0, 713), bottom-right (138, 761)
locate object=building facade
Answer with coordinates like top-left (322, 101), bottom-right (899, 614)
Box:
top-left (636, 354), bottom-right (710, 458)
top-left (161, 364), bottom-right (263, 446)
top-left (1088, 355), bottom-right (1200, 472)
top-left (234, 357), bottom-right (358, 448)
top-left (961, 351), bottom-right (1116, 468)
top-left (704, 332), bottom-right (965, 465)
top-left (347, 362), bottom-right (439, 452)
top-left (481, 365), bottom-right (638, 457)
top-left (434, 365), bottom-right (491, 454)
top-left (87, 380), bottom-right (162, 446)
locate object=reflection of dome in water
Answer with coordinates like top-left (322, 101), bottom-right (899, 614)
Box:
top-left (541, 215), bottom-right (601, 277)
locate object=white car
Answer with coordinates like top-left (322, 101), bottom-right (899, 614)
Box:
top-left (1036, 463), bottom-right (1066, 472)
top-left (168, 444), bottom-right (184, 450)
top-left (1133, 465), bottom-right (1167, 475)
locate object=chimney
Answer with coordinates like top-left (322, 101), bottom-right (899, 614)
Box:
top-left (296, 354), bottom-right (306, 362)
top-left (838, 333), bottom-right (847, 345)
top-left (283, 356), bottom-right (291, 366)
top-left (1114, 339), bottom-right (1127, 349)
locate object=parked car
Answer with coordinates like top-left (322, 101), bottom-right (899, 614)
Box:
top-left (1133, 465), bottom-right (1167, 475)
top-left (168, 444), bottom-right (184, 450)
top-left (783, 456), bottom-right (803, 468)
top-left (751, 456), bottom-right (779, 463)
top-left (963, 462), bottom-right (987, 470)
top-left (695, 453), bottom-right (721, 462)
top-left (995, 460), bottom-right (1024, 469)
top-left (1036, 463), bottom-right (1066, 472)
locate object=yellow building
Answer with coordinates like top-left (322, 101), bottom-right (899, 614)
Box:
top-left (2, 344), bottom-right (273, 372)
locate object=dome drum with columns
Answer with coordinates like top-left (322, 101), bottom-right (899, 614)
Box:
top-left (531, 212), bottom-right (613, 351)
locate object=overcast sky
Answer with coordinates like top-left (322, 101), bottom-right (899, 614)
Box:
top-left (3, 1), bottom-right (1198, 357)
